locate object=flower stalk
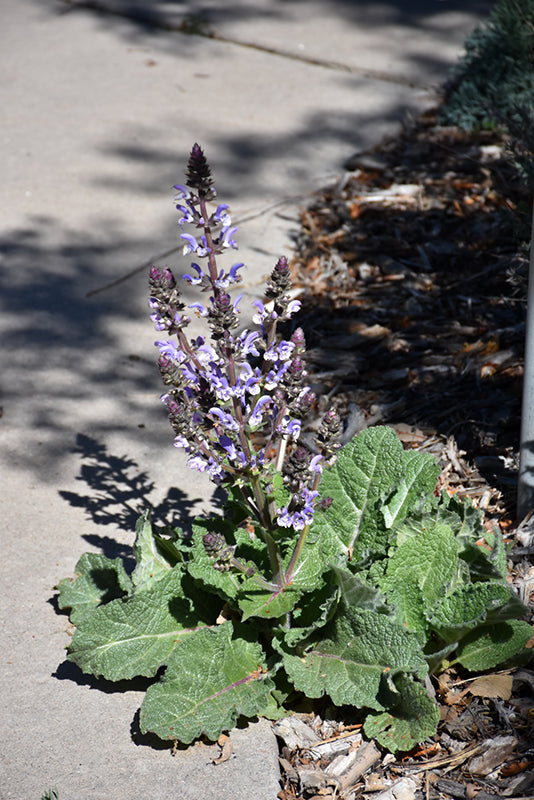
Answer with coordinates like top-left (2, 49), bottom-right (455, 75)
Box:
top-left (148, 143), bottom-right (340, 591)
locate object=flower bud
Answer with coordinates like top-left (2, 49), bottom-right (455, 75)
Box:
top-left (185, 143), bottom-right (215, 200)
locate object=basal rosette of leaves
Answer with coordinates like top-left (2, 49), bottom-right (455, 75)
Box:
top-left (57, 145), bottom-right (532, 754)
top-left (58, 427), bottom-right (533, 752)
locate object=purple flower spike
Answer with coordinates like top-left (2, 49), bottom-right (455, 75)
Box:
top-left (150, 143), bottom-right (337, 555)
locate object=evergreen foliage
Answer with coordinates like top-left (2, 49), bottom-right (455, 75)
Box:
top-left (441, 0), bottom-right (534, 134)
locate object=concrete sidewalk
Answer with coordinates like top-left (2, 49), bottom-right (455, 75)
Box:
top-left (0, 1), bottom-right (493, 798)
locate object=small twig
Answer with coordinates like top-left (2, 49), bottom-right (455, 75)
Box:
top-left (308, 724), bottom-right (363, 749)
top-left (402, 742), bottom-right (485, 774)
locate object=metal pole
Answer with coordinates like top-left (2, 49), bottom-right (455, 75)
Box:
top-left (517, 201), bottom-right (534, 519)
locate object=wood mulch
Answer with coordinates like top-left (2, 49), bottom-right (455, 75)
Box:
top-left (271, 108), bottom-right (534, 800)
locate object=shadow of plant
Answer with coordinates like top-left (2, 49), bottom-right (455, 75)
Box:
top-left (59, 433), bottom-right (225, 553)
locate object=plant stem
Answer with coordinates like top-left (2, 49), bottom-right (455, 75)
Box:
top-left (283, 470), bottom-right (322, 583)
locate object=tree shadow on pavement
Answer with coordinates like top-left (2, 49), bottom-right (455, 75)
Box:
top-left (52, 0), bottom-right (494, 36)
top-left (37, 0), bottom-right (496, 202)
top-left (0, 215), bottom-right (200, 479)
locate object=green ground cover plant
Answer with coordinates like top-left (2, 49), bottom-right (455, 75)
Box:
top-left (441, 0), bottom-right (534, 190)
top-left (57, 146), bottom-right (532, 753)
top-left (441, 0), bottom-right (534, 133)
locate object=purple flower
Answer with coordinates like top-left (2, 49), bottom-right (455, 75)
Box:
top-left (235, 329), bottom-right (261, 358)
top-left (208, 365), bottom-right (232, 401)
top-left (214, 262), bottom-right (244, 289)
top-left (173, 184), bottom-right (191, 200)
top-left (175, 204), bottom-right (195, 225)
top-left (187, 454), bottom-right (208, 472)
top-left (264, 361), bottom-right (291, 391)
top-left (155, 339), bottom-right (183, 359)
top-left (183, 263), bottom-right (204, 285)
top-left (221, 226), bottom-right (239, 249)
top-left (149, 312), bottom-right (167, 331)
top-left (302, 488), bottom-right (320, 506)
top-left (310, 454), bottom-right (324, 474)
top-left (276, 508), bottom-right (308, 531)
top-left (208, 407), bottom-right (240, 432)
top-left (249, 395), bottom-right (272, 428)
top-left (284, 299), bottom-right (302, 319)
top-left (264, 340), bottom-right (295, 362)
top-left (229, 262), bottom-right (244, 282)
top-left (276, 416), bottom-right (301, 440)
top-left (234, 362), bottom-right (261, 397)
top-left (214, 203), bottom-right (231, 224)
top-left (252, 301), bottom-right (268, 326)
top-left (181, 233), bottom-right (209, 257)
top-left (189, 301), bottom-right (209, 317)
top-left (276, 489), bottom-right (318, 531)
top-left (219, 435), bottom-right (238, 461)
top-left (195, 340), bottom-right (219, 364)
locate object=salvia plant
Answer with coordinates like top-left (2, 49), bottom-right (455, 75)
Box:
top-left (58, 145), bottom-right (533, 753)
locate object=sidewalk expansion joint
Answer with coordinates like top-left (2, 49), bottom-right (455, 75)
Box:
top-left (61, 0), bottom-right (435, 92)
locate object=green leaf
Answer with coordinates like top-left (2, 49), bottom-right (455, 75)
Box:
top-left (382, 450), bottom-right (440, 529)
top-left (132, 512), bottom-right (176, 592)
top-left (283, 536), bottom-right (327, 593)
top-left (363, 675), bottom-right (439, 753)
top-left (453, 620), bottom-right (534, 671)
top-left (445, 495), bottom-right (506, 579)
top-left (312, 427), bottom-right (406, 563)
top-left (139, 622), bottom-right (274, 743)
top-left (460, 533), bottom-right (507, 580)
top-left (57, 552), bottom-right (131, 626)
top-left (272, 470), bottom-right (292, 510)
top-left (67, 566), bottom-right (208, 680)
top-left (281, 607), bottom-right (427, 711)
top-left (379, 518), bottom-right (458, 634)
top-left (283, 579), bottom-right (339, 648)
top-left (428, 582), bottom-right (522, 642)
top-left (330, 564), bottom-right (390, 615)
top-left (238, 580), bottom-right (302, 621)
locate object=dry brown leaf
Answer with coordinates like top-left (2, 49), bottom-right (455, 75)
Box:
top-left (468, 672), bottom-right (513, 700)
top-left (213, 733), bottom-right (233, 765)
